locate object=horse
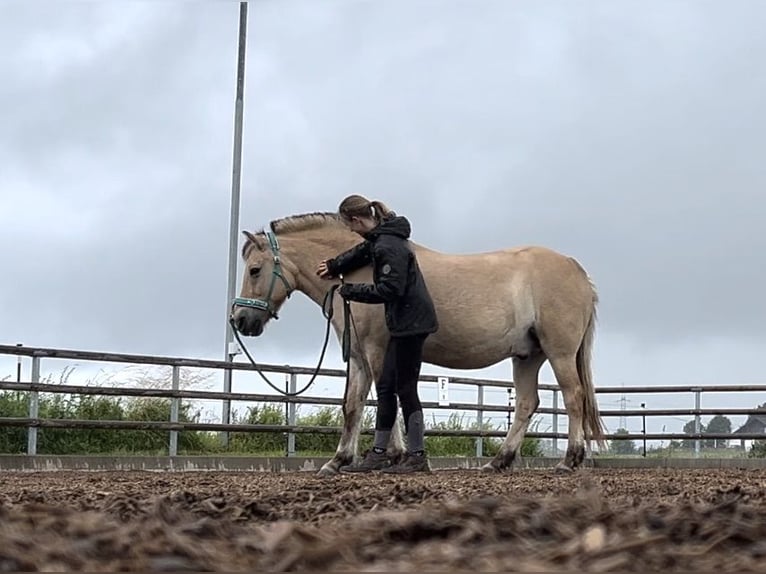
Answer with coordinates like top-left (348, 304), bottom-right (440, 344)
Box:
top-left (230, 211), bottom-right (606, 476)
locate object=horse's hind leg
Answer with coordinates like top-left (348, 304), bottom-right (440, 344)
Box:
top-left (482, 352), bottom-right (546, 473)
top-left (548, 354), bottom-right (586, 473)
top-left (318, 357), bottom-right (372, 476)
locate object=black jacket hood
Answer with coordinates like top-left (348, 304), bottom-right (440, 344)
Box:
top-left (365, 213), bottom-right (411, 240)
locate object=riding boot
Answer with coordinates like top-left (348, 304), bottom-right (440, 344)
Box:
top-left (339, 449), bottom-right (391, 473)
top-left (405, 411), bottom-right (425, 453)
top-left (382, 451), bottom-right (431, 474)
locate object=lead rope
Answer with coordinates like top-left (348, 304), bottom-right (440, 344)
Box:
top-left (229, 284), bottom-right (346, 397)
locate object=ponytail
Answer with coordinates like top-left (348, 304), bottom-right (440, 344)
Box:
top-left (369, 200), bottom-right (392, 221)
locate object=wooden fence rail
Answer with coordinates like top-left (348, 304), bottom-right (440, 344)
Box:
top-left (2, 380), bottom-right (766, 419)
top-left (0, 417), bottom-right (764, 442)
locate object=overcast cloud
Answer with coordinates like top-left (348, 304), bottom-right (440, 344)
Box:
top-left (2, 0), bottom-right (765, 437)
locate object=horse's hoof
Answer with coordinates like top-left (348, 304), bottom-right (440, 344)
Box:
top-left (554, 463), bottom-right (574, 474)
top-left (388, 452), bottom-right (406, 466)
top-left (480, 462), bottom-right (502, 473)
top-left (316, 464), bottom-right (339, 478)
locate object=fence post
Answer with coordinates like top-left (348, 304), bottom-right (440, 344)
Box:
top-left (27, 355), bottom-right (40, 456)
top-left (287, 373), bottom-right (297, 457)
top-left (641, 402), bottom-right (647, 457)
top-left (16, 343), bottom-right (22, 382)
top-left (693, 387), bottom-right (702, 457)
top-left (169, 365), bottom-right (180, 457)
top-left (507, 387), bottom-right (515, 430)
top-left (552, 389), bottom-right (559, 456)
top-left (475, 384), bottom-right (484, 458)
top-left (221, 366), bottom-right (232, 449)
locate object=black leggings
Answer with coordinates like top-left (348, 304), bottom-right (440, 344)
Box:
top-left (375, 334), bottom-right (427, 432)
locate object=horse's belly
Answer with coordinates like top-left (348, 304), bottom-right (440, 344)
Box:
top-left (423, 335), bottom-right (512, 369)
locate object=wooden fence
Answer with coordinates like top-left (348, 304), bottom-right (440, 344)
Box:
top-left (1, 344), bottom-right (766, 458)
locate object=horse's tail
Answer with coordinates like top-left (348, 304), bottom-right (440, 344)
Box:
top-left (578, 279), bottom-right (607, 452)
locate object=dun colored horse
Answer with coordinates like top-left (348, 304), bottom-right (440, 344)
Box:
top-left (230, 212), bottom-right (606, 475)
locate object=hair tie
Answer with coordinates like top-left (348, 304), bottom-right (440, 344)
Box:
top-left (370, 205), bottom-right (376, 218)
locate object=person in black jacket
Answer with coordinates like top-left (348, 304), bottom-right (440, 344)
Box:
top-left (316, 194), bottom-right (438, 474)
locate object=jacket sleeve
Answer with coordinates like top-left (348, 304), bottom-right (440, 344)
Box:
top-left (339, 240), bottom-right (410, 304)
top-left (326, 241), bottom-right (372, 277)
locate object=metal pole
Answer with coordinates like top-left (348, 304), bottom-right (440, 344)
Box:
top-left (641, 402), bottom-right (646, 457)
top-left (27, 356), bottom-right (40, 456)
top-left (552, 390), bottom-right (559, 456)
top-left (287, 373), bottom-right (297, 457)
top-left (693, 388), bottom-right (701, 457)
top-left (16, 343), bottom-right (22, 382)
top-left (222, 1), bottom-right (249, 447)
top-left (169, 366), bottom-right (180, 457)
top-left (475, 384), bottom-right (484, 458)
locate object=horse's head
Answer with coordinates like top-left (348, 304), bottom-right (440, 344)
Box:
top-left (230, 229), bottom-right (294, 337)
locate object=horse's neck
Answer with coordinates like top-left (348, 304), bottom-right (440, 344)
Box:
top-left (282, 232), bottom-right (360, 306)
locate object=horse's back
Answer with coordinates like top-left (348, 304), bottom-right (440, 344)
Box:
top-left (412, 243), bottom-right (593, 299)
top-left (410, 243), bottom-right (596, 367)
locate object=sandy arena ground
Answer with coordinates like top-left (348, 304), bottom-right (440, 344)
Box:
top-left (1, 466), bottom-right (766, 571)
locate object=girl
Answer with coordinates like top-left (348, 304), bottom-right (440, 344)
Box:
top-left (316, 195), bottom-right (439, 474)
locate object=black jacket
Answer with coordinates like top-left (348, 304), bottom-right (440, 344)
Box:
top-left (326, 214), bottom-right (439, 338)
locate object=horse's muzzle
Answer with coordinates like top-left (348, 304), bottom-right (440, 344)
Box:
top-left (230, 311), bottom-right (264, 337)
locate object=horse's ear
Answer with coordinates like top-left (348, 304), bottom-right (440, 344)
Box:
top-left (241, 231), bottom-right (261, 258)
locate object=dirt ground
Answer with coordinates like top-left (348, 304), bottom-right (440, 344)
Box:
top-left (2, 467), bottom-right (766, 571)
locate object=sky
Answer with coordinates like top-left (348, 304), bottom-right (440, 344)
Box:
top-left (1, 0), bottom-right (765, 445)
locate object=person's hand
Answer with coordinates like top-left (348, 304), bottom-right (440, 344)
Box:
top-left (316, 260), bottom-right (332, 279)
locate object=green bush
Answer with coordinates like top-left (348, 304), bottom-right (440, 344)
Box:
top-left (119, 397), bottom-right (209, 454)
top-left (0, 390), bottom-right (28, 453)
top-left (425, 412), bottom-right (543, 458)
top-left (0, 380), bottom-right (541, 458)
top-left (748, 440), bottom-right (766, 458)
top-left (294, 406), bottom-right (343, 453)
top-left (0, 391), bottom-right (213, 455)
top-left (226, 405), bottom-right (376, 455)
top-left (38, 395), bottom-right (125, 454)
top-left (426, 412), bottom-right (492, 456)
top-left (229, 403), bottom-right (287, 453)
top-left (609, 428), bottom-right (638, 455)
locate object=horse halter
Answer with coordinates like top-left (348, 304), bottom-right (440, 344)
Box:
top-left (228, 229), bottom-right (371, 398)
top-left (232, 231), bottom-right (293, 320)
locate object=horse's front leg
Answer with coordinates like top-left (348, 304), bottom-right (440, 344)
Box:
top-left (318, 357), bottom-right (372, 476)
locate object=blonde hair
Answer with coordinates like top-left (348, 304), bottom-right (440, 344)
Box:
top-left (338, 194), bottom-right (392, 224)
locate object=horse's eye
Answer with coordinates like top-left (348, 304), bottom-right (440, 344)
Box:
top-left (249, 266), bottom-right (261, 277)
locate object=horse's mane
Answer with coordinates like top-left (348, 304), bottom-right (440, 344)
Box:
top-left (241, 211), bottom-right (347, 258)
top-left (270, 211), bottom-right (345, 234)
